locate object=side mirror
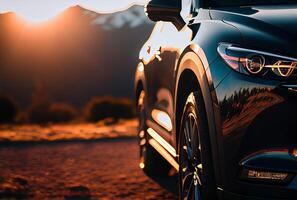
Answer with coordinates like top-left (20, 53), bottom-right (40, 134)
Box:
top-left (144, 0), bottom-right (186, 31)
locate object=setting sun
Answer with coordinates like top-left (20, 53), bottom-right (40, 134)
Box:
top-left (0, 0), bottom-right (146, 23)
top-left (16, 7), bottom-right (65, 23)
top-left (0, 0), bottom-right (74, 23)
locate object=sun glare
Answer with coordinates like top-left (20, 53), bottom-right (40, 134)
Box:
top-left (17, 10), bottom-right (61, 24)
top-left (0, 0), bottom-right (146, 24)
top-left (0, 1), bottom-right (73, 24)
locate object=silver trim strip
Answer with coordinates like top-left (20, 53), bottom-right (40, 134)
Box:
top-left (147, 127), bottom-right (177, 157)
top-left (148, 138), bottom-right (179, 171)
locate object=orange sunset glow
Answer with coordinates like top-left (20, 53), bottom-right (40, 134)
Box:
top-left (0, 1), bottom-right (73, 23)
top-left (0, 0), bottom-right (146, 23)
top-left (13, 5), bottom-right (67, 23)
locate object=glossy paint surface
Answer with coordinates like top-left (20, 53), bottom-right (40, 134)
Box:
top-left (135, 2), bottom-right (297, 199)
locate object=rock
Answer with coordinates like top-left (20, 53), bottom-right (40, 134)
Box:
top-left (64, 185), bottom-right (91, 200)
top-left (0, 176), bottom-right (30, 199)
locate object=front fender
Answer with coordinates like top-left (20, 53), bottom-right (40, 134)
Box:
top-left (174, 49), bottom-right (222, 187)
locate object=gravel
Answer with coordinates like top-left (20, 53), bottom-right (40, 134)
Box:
top-left (0, 138), bottom-right (178, 199)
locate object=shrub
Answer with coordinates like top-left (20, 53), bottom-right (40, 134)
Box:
top-left (16, 112), bottom-right (29, 124)
top-left (28, 82), bottom-right (52, 124)
top-left (49, 103), bottom-right (77, 123)
top-left (27, 101), bottom-right (51, 124)
top-left (27, 83), bottom-right (77, 124)
top-left (28, 102), bottom-right (77, 124)
top-left (84, 96), bottom-right (135, 122)
top-left (0, 95), bottom-right (18, 123)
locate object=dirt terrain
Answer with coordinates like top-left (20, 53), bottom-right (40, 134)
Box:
top-left (0, 121), bottom-right (177, 200)
top-left (0, 119), bottom-right (138, 143)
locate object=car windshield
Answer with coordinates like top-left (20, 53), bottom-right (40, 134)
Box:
top-left (205, 0), bottom-right (297, 7)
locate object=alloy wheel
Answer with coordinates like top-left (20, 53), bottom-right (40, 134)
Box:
top-left (179, 112), bottom-right (203, 200)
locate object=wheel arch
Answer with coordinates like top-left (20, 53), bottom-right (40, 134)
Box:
top-left (135, 81), bottom-right (144, 105)
top-left (174, 47), bottom-right (222, 186)
top-left (175, 68), bottom-right (200, 148)
top-left (174, 46), bottom-right (212, 148)
top-left (134, 62), bottom-right (147, 106)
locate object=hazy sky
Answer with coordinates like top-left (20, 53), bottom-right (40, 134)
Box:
top-left (0, 0), bottom-right (147, 22)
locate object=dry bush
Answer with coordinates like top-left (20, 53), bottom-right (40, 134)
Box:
top-left (15, 112), bottom-right (29, 124)
top-left (0, 95), bottom-right (18, 123)
top-left (49, 103), bottom-right (77, 123)
top-left (84, 96), bottom-right (135, 122)
top-left (28, 82), bottom-right (52, 124)
top-left (28, 102), bottom-right (77, 124)
top-left (27, 101), bottom-right (51, 124)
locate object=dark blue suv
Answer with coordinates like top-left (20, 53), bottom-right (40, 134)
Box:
top-left (134, 0), bottom-right (297, 199)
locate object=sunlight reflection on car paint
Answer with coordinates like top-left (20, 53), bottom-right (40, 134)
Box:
top-left (151, 109), bottom-right (173, 132)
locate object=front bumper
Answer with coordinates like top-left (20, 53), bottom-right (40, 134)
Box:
top-left (213, 64), bottom-right (297, 199)
top-left (218, 175), bottom-right (297, 200)
top-left (218, 176), bottom-right (297, 200)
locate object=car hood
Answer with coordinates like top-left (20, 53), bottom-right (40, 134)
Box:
top-left (210, 4), bottom-right (297, 57)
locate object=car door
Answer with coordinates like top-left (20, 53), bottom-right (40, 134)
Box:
top-left (142, 21), bottom-right (193, 146)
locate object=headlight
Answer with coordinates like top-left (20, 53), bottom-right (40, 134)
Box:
top-left (218, 43), bottom-right (297, 80)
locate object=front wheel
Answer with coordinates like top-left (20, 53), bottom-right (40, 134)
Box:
top-left (178, 92), bottom-right (217, 200)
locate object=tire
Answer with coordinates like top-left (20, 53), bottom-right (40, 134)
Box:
top-left (137, 91), bottom-right (171, 176)
top-left (178, 92), bottom-right (217, 200)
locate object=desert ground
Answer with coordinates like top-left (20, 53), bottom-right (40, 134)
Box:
top-left (0, 119), bottom-right (178, 199)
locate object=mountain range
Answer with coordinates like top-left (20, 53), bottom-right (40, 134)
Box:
top-left (86, 6), bottom-right (152, 30)
top-left (0, 5), bottom-right (154, 108)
